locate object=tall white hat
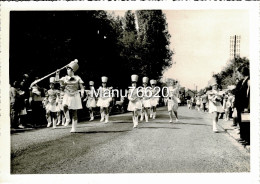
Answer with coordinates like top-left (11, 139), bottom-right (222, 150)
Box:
top-left (101, 76), bottom-right (108, 83)
top-left (67, 59), bottom-right (79, 72)
top-left (208, 77), bottom-right (217, 86)
top-left (142, 77), bottom-right (149, 83)
top-left (49, 77), bottom-right (55, 84)
top-left (89, 81), bottom-right (94, 86)
top-left (150, 79), bottom-right (157, 85)
top-left (131, 74), bottom-right (138, 82)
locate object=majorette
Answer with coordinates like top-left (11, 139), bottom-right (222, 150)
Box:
top-left (140, 76), bottom-right (151, 122)
top-left (127, 74), bottom-right (142, 128)
top-left (58, 59), bottom-right (85, 133)
top-left (166, 78), bottom-right (180, 123)
top-left (45, 77), bottom-right (59, 128)
top-left (149, 79), bottom-right (160, 119)
top-left (96, 76), bottom-right (112, 123)
top-left (85, 81), bottom-right (97, 121)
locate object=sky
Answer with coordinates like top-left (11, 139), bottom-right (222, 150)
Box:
top-left (110, 10), bottom-right (249, 90)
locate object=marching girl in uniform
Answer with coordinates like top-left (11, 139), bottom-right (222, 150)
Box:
top-left (85, 81), bottom-right (97, 121)
top-left (167, 78), bottom-right (180, 123)
top-left (128, 75), bottom-right (142, 128)
top-left (140, 77), bottom-right (151, 122)
top-left (96, 76), bottom-right (112, 123)
top-left (58, 60), bottom-right (85, 133)
top-left (45, 77), bottom-right (59, 128)
top-left (150, 79), bottom-right (160, 119)
top-left (56, 85), bottom-right (66, 126)
top-left (207, 77), bottom-right (224, 133)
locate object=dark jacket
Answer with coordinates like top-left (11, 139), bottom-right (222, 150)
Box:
top-left (234, 77), bottom-right (250, 111)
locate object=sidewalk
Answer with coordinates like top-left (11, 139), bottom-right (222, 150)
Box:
top-left (217, 118), bottom-right (250, 152)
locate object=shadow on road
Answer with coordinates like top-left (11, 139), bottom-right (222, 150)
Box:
top-left (138, 127), bottom-right (180, 129)
top-left (74, 130), bottom-right (131, 134)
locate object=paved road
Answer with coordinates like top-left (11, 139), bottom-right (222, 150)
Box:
top-left (11, 106), bottom-right (250, 174)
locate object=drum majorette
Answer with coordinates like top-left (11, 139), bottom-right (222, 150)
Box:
top-left (207, 77), bottom-right (224, 133)
top-left (166, 78), bottom-right (179, 123)
top-left (58, 60), bottom-right (85, 133)
top-left (149, 79), bottom-right (160, 119)
top-left (127, 74), bottom-right (142, 128)
top-left (85, 81), bottom-right (97, 121)
top-left (45, 77), bottom-right (59, 128)
top-left (96, 76), bottom-right (112, 123)
top-left (140, 77), bottom-right (151, 122)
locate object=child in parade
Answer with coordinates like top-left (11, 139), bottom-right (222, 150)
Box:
top-left (166, 78), bottom-right (179, 123)
top-left (127, 75), bottom-right (142, 128)
top-left (140, 77), bottom-right (151, 122)
top-left (58, 60), bottom-right (85, 133)
top-left (45, 77), bottom-right (59, 128)
top-left (96, 76), bottom-right (112, 123)
top-left (195, 95), bottom-right (201, 111)
top-left (150, 79), bottom-right (160, 119)
top-left (207, 77), bottom-right (224, 133)
top-left (57, 85), bottom-right (66, 126)
top-left (223, 94), bottom-right (231, 121)
top-left (85, 81), bottom-right (97, 121)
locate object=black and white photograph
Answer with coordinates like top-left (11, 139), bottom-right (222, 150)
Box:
top-left (0, 1), bottom-right (259, 184)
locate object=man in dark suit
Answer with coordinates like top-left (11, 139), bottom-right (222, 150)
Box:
top-left (234, 66), bottom-right (250, 145)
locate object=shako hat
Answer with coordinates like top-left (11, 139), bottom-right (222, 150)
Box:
top-left (67, 59), bottom-right (79, 72)
top-left (101, 76), bottom-right (108, 83)
top-left (142, 77), bottom-right (149, 83)
top-left (131, 74), bottom-right (138, 82)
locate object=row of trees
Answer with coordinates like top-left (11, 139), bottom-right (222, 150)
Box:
top-left (213, 57), bottom-right (249, 89)
top-left (10, 10), bottom-right (173, 90)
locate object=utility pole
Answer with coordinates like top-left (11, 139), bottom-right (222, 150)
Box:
top-left (230, 35), bottom-right (241, 80)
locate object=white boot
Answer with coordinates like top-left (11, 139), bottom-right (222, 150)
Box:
top-left (133, 116), bottom-right (137, 128)
top-left (53, 118), bottom-right (57, 129)
top-left (213, 120), bottom-right (218, 132)
top-left (100, 112), bottom-right (105, 122)
top-left (47, 117), bottom-right (52, 127)
top-left (145, 114), bottom-right (148, 122)
top-left (70, 119), bottom-right (77, 133)
top-left (140, 112), bottom-right (144, 121)
top-left (64, 111), bottom-right (71, 126)
top-left (135, 116), bottom-right (138, 127)
top-left (105, 114), bottom-right (109, 123)
top-left (61, 116), bottom-right (65, 126)
top-left (56, 115), bottom-right (61, 125)
top-left (153, 112), bottom-right (156, 119)
top-left (89, 112), bottom-right (94, 121)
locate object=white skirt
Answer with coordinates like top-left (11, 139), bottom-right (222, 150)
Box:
top-left (97, 98), bottom-right (111, 108)
top-left (168, 100), bottom-right (178, 111)
top-left (87, 98), bottom-right (96, 108)
top-left (127, 100), bottom-right (142, 111)
top-left (208, 101), bottom-right (224, 113)
top-left (62, 92), bottom-right (82, 110)
top-left (141, 99), bottom-right (151, 108)
top-left (150, 97), bottom-right (159, 106)
top-left (46, 103), bottom-right (59, 112)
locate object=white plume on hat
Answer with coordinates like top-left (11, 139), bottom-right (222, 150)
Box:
top-left (150, 79), bottom-right (157, 85)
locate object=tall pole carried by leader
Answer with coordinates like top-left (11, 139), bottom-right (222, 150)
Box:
top-left (29, 59), bottom-right (78, 89)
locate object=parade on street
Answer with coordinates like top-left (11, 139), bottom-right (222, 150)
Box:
top-left (11, 106), bottom-right (249, 174)
top-left (7, 9), bottom-right (251, 176)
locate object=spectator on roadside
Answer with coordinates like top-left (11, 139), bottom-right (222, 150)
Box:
top-left (10, 81), bottom-right (20, 128)
top-left (29, 77), bottom-right (45, 127)
top-left (234, 66), bottom-right (250, 145)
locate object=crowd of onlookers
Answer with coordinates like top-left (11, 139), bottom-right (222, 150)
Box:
top-left (185, 65), bottom-right (250, 146)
